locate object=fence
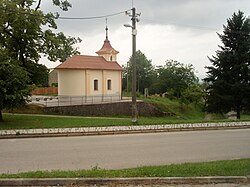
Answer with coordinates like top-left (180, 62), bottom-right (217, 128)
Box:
top-left (29, 94), bottom-right (125, 107)
top-left (31, 87), bottom-right (58, 95)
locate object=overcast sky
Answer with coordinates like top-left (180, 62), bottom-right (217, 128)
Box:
top-left (40, 0), bottom-right (250, 79)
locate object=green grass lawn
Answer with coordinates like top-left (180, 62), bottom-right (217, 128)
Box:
top-left (0, 113), bottom-right (200, 130)
top-left (0, 114), bottom-right (130, 129)
top-left (1, 158), bottom-right (249, 178)
top-left (2, 112), bottom-right (247, 130)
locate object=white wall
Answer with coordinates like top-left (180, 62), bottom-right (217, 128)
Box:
top-left (89, 70), bottom-right (103, 96)
top-left (101, 53), bottom-right (117, 61)
top-left (58, 69), bottom-right (85, 96)
top-left (106, 70), bottom-right (121, 96)
top-left (58, 69), bottom-right (121, 98)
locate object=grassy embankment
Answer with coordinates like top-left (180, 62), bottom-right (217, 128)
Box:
top-left (0, 158), bottom-right (249, 178)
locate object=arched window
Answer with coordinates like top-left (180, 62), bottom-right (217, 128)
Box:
top-left (94, 79), bottom-right (98, 91)
top-left (107, 79), bottom-right (111, 90)
top-left (110, 56), bottom-right (113, 61)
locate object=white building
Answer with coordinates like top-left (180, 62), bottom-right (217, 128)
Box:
top-left (55, 26), bottom-right (122, 102)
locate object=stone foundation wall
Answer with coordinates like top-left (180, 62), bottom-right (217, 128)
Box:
top-left (44, 101), bottom-right (164, 117)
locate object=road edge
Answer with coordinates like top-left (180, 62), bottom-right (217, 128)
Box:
top-left (1, 125), bottom-right (250, 139)
top-left (0, 176), bottom-right (249, 186)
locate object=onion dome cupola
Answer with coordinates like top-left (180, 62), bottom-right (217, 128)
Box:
top-left (96, 24), bottom-right (119, 62)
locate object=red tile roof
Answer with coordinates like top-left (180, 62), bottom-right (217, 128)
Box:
top-left (96, 39), bottom-right (119, 55)
top-left (55, 55), bottom-right (122, 71)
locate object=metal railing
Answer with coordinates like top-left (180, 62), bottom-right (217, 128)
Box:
top-left (28, 94), bottom-right (126, 107)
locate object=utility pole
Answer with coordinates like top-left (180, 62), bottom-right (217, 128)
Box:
top-left (124, 7), bottom-right (140, 123)
top-left (131, 7), bottom-right (138, 123)
top-left (126, 61), bottom-right (129, 93)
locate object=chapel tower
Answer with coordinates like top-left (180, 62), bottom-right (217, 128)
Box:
top-left (96, 24), bottom-right (119, 61)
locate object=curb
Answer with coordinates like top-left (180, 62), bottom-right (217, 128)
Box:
top-left (0, 125), bottom-right (250, 139)
top-left (0, 176), bottom-right (249, 186)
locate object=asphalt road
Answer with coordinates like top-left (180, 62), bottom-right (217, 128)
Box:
top-left (0, 129), bottom-right (250, 174)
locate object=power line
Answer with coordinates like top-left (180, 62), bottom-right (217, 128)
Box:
top-left (141, 18), bottom-right (218, 31)
top-left (0, 7), bottom-right (131, 20)
top-left (141, 18), bottom-right (250, 35)
top-left (57, 10), bottom-right (130, 20)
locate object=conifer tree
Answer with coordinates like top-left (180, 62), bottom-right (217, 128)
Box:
top-left (204, 11), bottom-right (250, 119)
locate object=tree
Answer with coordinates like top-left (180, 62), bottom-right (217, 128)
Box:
top-left (125, 50), bottom-right (156, 93)
top-left (0, 0), bottom-right (81, 121)
top-left (156, 60), bottom-right (198, 98)
top-left (25, 63), bottom-right (49, 87)
top-left (182, 84), bottom-right (204, 105)
top-left (0, 48), bottom-right (30, 122)
top-left (204, 11), bottom-right (250, 119)
top-left (0, 0), bottom-right (81, 84)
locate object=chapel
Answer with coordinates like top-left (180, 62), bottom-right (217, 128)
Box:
top-left (55, 26), bottom-right (122, 101)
